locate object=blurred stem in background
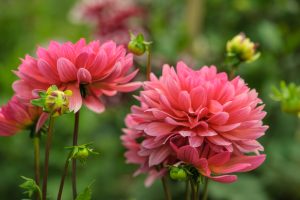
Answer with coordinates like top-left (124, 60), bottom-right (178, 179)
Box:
top-left (190, 179), bottom-right (199, 200)
top-left (185, 0), bottom-right (205, 53)
top-left (33, 133), bottom-right (40, 200)
top-left (185, 179), bottom-right (190, 200)
top-left (42, 117), bottom-right (55, 200)
top-left (57, 151), bottom-right (72, 200)
top-left (72, 111), bottom-right (80, 199)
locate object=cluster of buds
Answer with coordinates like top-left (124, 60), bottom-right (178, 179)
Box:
top-left (271, 81), bottom-right (300, 116)
top-left (128, 32), bottom-right (151, 56)
top-left (226, 33), bottom-right (260, 66)
top-left (31, 85), bottom-right (72, 117)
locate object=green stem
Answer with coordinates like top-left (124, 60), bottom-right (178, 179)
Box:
top-left (57, 152), bottom-right (72, 200)
top-left (33, 135), bottom-right (41, 200)
top-left (185, 179), bottom-right (190, 200)
top-left (190, 180), bottom-right (199, 200)
top-left (229, 67), bottom-right (236, 79)
top-left (42, 116), bottom-right (55, 200)
top-left (72, 111), bottom-right (80, 199)
top-left (161, 176), bottom-right (172, 200)
top-left (146, 47), bottom-right (151, 81)
top-left (202, 178), bottom-right (209, 200)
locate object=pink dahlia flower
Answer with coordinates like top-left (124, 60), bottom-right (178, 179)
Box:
top-left (122, 61), bottom-right (268, 186)
top-left (13, 39), bottom-right (141, 113)
top-left (0, 96), bottom-right (47, 136)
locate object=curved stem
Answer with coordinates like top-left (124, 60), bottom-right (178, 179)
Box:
top-left (161, 176), bottom-right (172, 200)
top-left (33, 135), bottom-right (41, 200)
top-left (185, 179), bottom-right (190, 200)
top-left (42, 116), bottom-right (55, 200)
top-left (146, 47), bottom-right (151, 81)
top-left (57, 152), bottom-right (72, 200)
top-left (72, 111), bottom-right (80, 199)
top-left (202, 178), bottom-right (209, 200)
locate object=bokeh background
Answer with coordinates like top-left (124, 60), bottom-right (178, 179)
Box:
top-left (0, 0), bottom-right (300, 199)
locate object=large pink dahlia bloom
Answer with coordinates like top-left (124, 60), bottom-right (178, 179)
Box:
top-left (13, 39), bottom-right (141, 113)
top-left (0, 96), bottom-right (46, 136)
top-left (122, 61), bottom-right (268, 186)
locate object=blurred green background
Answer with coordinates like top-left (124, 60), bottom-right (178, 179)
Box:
top-left (0, 0), bottom-right (300, 199)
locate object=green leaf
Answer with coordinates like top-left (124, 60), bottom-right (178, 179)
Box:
top-left (31, 98), bottom-right (45, 107)
top-left (75, 181), bottom-right (94, 200)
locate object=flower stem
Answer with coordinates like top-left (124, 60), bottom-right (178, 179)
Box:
top-left (33, 135), bottom-right (41, 200)
top-left (185, 179), bottom-right (190, 200)
top-left (42, 116), bottom-right (55, 200)
top-left (57, 152), bottom-right (72, 200)
top-left (146, 47), bottom-right (151, 81)
top-left (190, 180), bottom-right (199, 200)
top-left (72, 111), bottom-right (80, 199)
top-left (202, 178), bottom-right (209, 200)
top-left (161, 176), bottom-right (172, 200)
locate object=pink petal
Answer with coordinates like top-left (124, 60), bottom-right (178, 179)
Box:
top-left (35, 112), bottom-right (49, 133)
top-left (149, 147), bottom-right (170, 166)
top-left (67, 84), bottom-right (82, 113)
top-left (229, 154), bottom-right (266, 172)
top-left (210, 175), bottom-right (237, 183)
top-left (207, 135), bottom-right (231, 146)
top-left (189, 136), bottom-right (204, 147)
top-left (57, 57), bottom-right (77, 82)
top-left (77, 68), bottom-right (92, 84)
top-left (83, 94), bottom-right (105, 113)
top-left (37, 59), bottom-right (60, 83)
top-left (207, 112), bottom-right (229, 125)
top-left (177, 145), bottom-right (200, 166)
top-left (144, 122), bottom-right (175, 136)
top-left (112, 82), bottom-right (142, 92)
top-left (208, 152), bottom-right (231, 166)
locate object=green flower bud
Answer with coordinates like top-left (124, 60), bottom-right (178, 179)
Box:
top-left (169, 166), bottom-right (187, 181)
top-left (31, 85), bottom-right (72, 117)
top-left (74, 147), bottom-right (89, 160)
top-left (226, 33), bottom-right (260, 63)
top-left (127, 32), bottom-right (151, 56)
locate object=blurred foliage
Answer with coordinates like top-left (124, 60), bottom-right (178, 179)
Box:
top-left (0, 0), bottom-right (300, 199)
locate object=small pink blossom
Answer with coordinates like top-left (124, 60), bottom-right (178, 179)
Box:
top-left (122, 61), bottom-right (268, 186)
top-left (0, 96), bottom-right (47, 136)
top-left (70, 0), bottom-right (145, 44)
top-left (13, 39), bottom-right (141, 113)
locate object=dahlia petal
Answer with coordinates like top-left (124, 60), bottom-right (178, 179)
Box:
top-left (144, 122), bottom-right (175, 136)
top-left (177, 146), bottom-right (200, 166)
top-left (212, 163), bottom-right (251, 174)
top-left (208, 151), bottom-right (230, 166)
top-left (35, 113), bottom-right (49, 133)
top-left (209, 100), bottom-right (223, 114)
top-left (145, 169), bottom-right (167, 187)
top-left (112, 82), bottom-right (142, 92)
top-left (178, 91), bottom-right (192, 112)
top-left (83, 94), bottom-right (105, 113)
top-left (37, 59), bottom-right (60, 83)
top-left (190, 86), bottom-right (207, 110)
top-left (210, 175), bottom-right (237, 183)
top-left (77, 68), bottom-right (92, 84)
top-left (57, 57), bottom-right (77, 82)
top-left (75, 52), bottom-right (89, 67)
top-left (90, 49), bottom-right (108, 75)
top-left (149, 147), bottom-right (170, 166)
top-left (13, 80), bottom-right (35, 100)
top-left (197, 128), bottom-right (217, 136)
top-left (229, 154), bottom-right (266, 172)
top-left (211, 123), bottom-right (241, 132)
top-left (189, 136), bottom-right (204, 147)
top-left (207, 112), bottom-right (229, 125)
top-left (207, 135), bottom-right (231, 146)
top-left (67, 84), bottom-right (82, 113)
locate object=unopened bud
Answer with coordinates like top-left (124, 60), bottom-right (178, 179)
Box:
top-left (226, 33), bottom-right (260, 63)
top-left (169, 166), bottom-right (187, 181)
top-left (128, 32), bottom-right (151, 56)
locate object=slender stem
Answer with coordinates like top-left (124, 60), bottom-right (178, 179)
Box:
top-left (190, 180), bottom-right (199, 200)
top-left (57, 153), bottom-right (72, 200)
top-left (229, 67), bottom-right (236, 79)
top-left (161, 176), bottom-right (172, 200)
top-left (146, 48), bottom-right (151, 81)
top-left (72, 111), bottom-right (80, 199)
top-left (185, 179), bottom-right (190, 200)
top-left (202, 178), bottom-right (209, 200)
top-left (33, 135), bottom-right (41, 200)
top-left (42, 117), bottom-right (55, 200)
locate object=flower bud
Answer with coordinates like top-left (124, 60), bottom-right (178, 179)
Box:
top-left (169, 166), bottom-right (187, 181)
top-left (226, 33), bottom-right (260, 63)
top-left (31, 85), bottom-right (72, 117)
top-left (128, 32), bottom-right (151, 56)
top-left (74, 147), bottom-right (89, 160)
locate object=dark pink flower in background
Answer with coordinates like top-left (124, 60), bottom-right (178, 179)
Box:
top-left (122, 61), bottom-right (268, 186)
top-left (0, 96), bottom-right (46, 136)
top-left (69, 0), bottom-right (146, 44)
top-left (13, 38), bottom-right (141, 113)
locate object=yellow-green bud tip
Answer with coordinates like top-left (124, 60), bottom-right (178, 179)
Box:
top-left (169, 167), bottom-right (187, 181)
top-left (226, 33), bottom-right (260, 63)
